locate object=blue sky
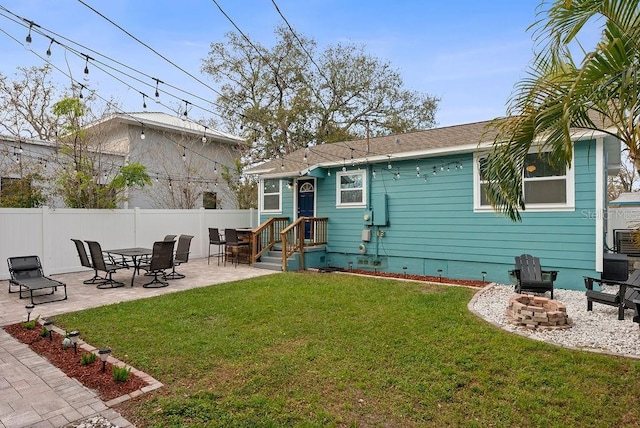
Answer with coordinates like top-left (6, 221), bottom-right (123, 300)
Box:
top-left (0, 0), bottom-right (601, 128)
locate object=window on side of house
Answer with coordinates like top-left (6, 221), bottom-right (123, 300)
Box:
top-left (203, 191), bottom-right (217, 209)
top-left (261, 178), bottom-right (281, 213)
top-left (336, 171), bottom-right (366, 207)
top-left (474, 151), bottom-right (574, 211)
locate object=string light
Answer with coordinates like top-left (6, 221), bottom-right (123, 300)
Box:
top-left (141, 93), bottom-right (147, 109)
top-left (82, 54), bottom-right (92, 81)
top-left (25, 22), bottom-right (33, 43)
top-left (140, 126), bottom-right (145, 140)
top-left (182, 146), bottom-right (186, 162)
top-left (46, 38), bottom-right (54, 56)
top-left (202, 126), bottom-right (207, 143)
top-left (153, 77), bottom-right (162, 100)
top-left (416, 165), bottom-right (421, 177)
top-left (372, 168), bottom-right (376, 179)
top-left (183, 100), bottom-right (189, 117)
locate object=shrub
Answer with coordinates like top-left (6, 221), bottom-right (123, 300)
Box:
top-left (39, 327), bottom-right (48, 338)
top-left (80, 352), bottom-right (97, 365)
top-left (112, 365), bottom-right (131, 383)
top-left (22, 315), bottom-right (40, 330)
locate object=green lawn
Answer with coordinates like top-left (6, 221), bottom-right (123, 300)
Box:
top-left (55, 272), bottom-right (640, 427)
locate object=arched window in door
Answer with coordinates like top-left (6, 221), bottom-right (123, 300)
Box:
top-left (300, 182), bottom-right (314, 193)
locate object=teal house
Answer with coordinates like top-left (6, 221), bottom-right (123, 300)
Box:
top-left (246, 120), bottom-right (621, 290)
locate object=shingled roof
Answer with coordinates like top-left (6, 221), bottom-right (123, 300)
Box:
top-left (247, 120), bottom-right (500, 177)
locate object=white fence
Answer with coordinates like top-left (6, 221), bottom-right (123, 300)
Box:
top-left (0, 207), bottom-right (258, 279)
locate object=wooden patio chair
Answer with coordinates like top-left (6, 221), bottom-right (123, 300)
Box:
top-left (165, 235), bottom-right (193, 280)
top-left (139, 240), bottom-right (175, 288)
top-left (7, 255), bottom-right (67, 305)
top-left (85, 240), bottom-right (126, 289)
top-left (584, 265), bottom-right (640, 321)
top-left (511, 254), bottom-right (557, 299)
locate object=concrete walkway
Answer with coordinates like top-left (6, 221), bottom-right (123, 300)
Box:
top-left (0, 258), bottom-right (277, 427)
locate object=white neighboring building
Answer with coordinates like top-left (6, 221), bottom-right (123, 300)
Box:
top-left (0, 112), bottom-right (246, 209)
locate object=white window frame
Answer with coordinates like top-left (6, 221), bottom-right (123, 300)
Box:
top-left (473, 149), bottom-right (575, 212)
top-left (336, 170), bottom-right (366, 208)
top-left (260, 178), bottom-right (282, 214)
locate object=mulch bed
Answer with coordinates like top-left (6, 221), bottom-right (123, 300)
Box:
top-left (346, 268), bottom-right (488, 288)
top-left (3, 323), bottom-right (148, 401)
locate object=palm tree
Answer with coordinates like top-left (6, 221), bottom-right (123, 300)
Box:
top-left (484, 0), bottom-right (640, 221)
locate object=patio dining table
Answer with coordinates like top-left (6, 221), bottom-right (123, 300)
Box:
top-left (105, 247), bottom-right (152, 287)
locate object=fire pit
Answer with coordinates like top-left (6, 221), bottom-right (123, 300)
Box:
top-left (506, 294), bottom-right (572, 330)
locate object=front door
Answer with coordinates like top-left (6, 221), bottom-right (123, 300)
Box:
top-left (297, 179), bottom-right (315, 239)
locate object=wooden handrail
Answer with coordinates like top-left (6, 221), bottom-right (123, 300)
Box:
top-left (249, 217), bottom-right (289, 264)
top-left (280, 217), bottom-right (328, 271)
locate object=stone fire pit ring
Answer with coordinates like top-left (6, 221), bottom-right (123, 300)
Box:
top-left (506, 294), bottom-right (573, 330)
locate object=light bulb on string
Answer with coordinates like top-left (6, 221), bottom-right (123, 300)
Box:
top-left (182, 147), bottom-right (186, 162)
top-left (46, 38), bottom-right (54, 56)
top-left (202, 127), bottom-right (207, 143)
top-left (140, 128), bottom-right (145, 140)
top-left (82, 55), bottom-right (92, 82)
top-left (372, 168), bottom-right (376, 179)
top-left (153, 77), bottom-right (162, 101)
top-left (25, 22), bottom-right (33, 43)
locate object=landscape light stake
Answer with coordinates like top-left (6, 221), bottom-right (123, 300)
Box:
top-left (482, 271), bottom-right (487, 283)
top-left (99, 348), bottom-right (111, 373)
top-left (43, 320), bottom-right (53, 341)
top-left (25, 304), bottom-right (34, 322)
top-left (437, 269), bottom-right (443, 283)
top-left (69, 331), bottom-right (80, 354)
top-left (403, 266), bottom-right (407, 278)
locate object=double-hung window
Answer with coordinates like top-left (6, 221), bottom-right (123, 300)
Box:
top-left (474, 150), bottom-right (574, 211)
top-left (261, 178), bottom-right (282, 213)
top-left (336, 171), bottom-right (366, 208)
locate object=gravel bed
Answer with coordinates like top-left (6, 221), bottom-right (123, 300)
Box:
top-left (472, 283), bottom-right (640, 358)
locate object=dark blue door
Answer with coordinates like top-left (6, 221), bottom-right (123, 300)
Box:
top-left (297, 179), bottom-right (315, 239)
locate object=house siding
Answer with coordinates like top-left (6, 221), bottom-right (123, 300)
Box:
top-left (260, 140), bottom-right (600, 289)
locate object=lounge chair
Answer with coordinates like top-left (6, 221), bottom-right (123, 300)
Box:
top-left (511, 254), bottom-right (557, 299)
top-left (85, 240), bottom-right (126, 289)
top-left (7, 255), bottom-right (68, 305)
top-left (139, 240), bottom-right (175, 288)
top-left (165, 235), bottom-right (193, 280)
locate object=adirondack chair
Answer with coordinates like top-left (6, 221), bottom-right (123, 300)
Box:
top-left (584, 261), bottom-right (640, 321)
top-left (511, 254), bottom-right (557, 299)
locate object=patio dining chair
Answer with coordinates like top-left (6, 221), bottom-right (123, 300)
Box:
top-left (71, 238), bottom-right (103, 284)
top-left (139, 240), bottom-right (175, 288)
top-left (511, 254), bottom-right (556, 299)
top-left (165, 234), bottom-right (193, 280)
top-left (85, 241), bottom-right (126, 289)
top-left (224, 228), bottom-right (249, 267)
top-left (208, 228), bottom-right (225, 265)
